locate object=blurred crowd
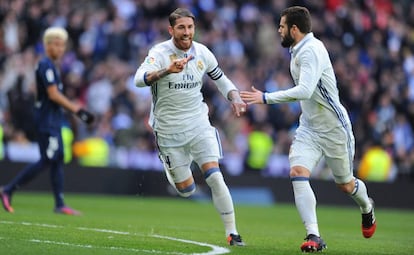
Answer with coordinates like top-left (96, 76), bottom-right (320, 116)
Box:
top-left (0, 0), bottom-right (413, 181)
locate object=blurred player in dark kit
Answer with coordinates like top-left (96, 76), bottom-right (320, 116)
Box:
top-left (0, 27), bottom-right (94, 215)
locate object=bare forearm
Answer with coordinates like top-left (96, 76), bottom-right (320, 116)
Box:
top-left (50, 93), bottom-right (80, 113)
top-left (47, 85), bottom-right (80, 113)
top-left (145, 68), bottom-right (170, 84)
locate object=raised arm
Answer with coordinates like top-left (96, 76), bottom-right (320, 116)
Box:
top-left (135, 55), bottom-right (194, 86)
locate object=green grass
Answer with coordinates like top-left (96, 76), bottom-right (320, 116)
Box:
top-left (0, 192), bottom-right (413, 255)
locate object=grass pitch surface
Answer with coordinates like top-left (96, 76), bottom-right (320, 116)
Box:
top-left (0, 192), bottom-right (413, 254)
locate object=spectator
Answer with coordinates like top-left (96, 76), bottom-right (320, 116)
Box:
top-left (0, 0), bottom-right (412, 179)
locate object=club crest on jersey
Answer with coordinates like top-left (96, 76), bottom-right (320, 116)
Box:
top-left (169, 53), bottom-right (178, 62)
top-left (46, 68), bottom-right (55, 82)
top-left (294, 57), bottom-right (299, 66)
top-left (197, 60), bottom-right (203, 71)
top-left (146, 56), bottom-right (155, 64)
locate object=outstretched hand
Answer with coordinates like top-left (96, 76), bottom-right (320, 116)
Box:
top-left (169, 55), bottom-right (194, 73)
top-left (240, 86), bottom-right (264, 104)
top-left (228, 90), bottom-right (247, 117)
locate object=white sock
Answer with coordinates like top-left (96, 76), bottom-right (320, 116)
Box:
top-left (292, 178), bottom-right (320, 237)
top-left (350, 178), bottom-right (372, 213)
top-left (205, 170), bottom-right (237, 237)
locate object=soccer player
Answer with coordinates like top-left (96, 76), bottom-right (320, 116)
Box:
top-left (240, 6), bottom-right (376, 252)
top-left (134, 8), bottom-right (246, 246)
top-left (0, 27), bottom-right (94, 215)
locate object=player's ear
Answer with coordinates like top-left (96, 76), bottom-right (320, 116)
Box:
top-left (168, 26), bottom-right (174, 36)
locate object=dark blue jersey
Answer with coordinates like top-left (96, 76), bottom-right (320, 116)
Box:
top-left (34, 57), bottom-right (64, 134)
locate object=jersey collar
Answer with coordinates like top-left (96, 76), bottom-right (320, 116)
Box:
top-left (290, 32), bottom-right (314, 55)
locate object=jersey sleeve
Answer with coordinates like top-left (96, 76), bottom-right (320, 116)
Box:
top-left (134, 47), bottom-right (164, 87)
top-left (204, 47), bottom-right (237, 100)
top-left (37, 61), bottom-right (57, 88)
top-left (265, 47), bottom-right (321, 104)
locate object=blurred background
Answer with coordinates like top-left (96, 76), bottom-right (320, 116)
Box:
top-left (0, 0), bottom-right (413, 190)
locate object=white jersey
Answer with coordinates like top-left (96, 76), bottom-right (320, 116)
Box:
top-left (134, 39), bottom-right (237, 134)
top-left (265, 33), bottom-right (352, 133)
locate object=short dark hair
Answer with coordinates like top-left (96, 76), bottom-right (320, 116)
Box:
top-left (169, 8), bottom-right (195, 27)
top-left (281, 6), bottom-right (311, 34)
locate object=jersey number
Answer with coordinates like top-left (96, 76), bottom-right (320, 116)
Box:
top-left (165, 155), bottom-right (171, 168)
top-left (46, 136), bottom-right (59, 159)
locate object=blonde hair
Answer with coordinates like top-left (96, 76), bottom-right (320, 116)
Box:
top-left (43, 27), bottom-right (68, 44)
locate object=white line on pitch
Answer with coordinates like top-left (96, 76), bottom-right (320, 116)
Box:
top-left (0, 220), bottom-right (230, 255)
top-left (152, 235), bottom-right (230, 255)
top-left (29, 239), bottom-right (180, 254)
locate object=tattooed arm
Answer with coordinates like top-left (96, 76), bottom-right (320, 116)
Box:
top-left (144, 68), bottom-right (171, 85)
top-left (135, 55), bottom-right (194, 86)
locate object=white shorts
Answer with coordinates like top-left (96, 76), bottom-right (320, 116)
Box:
top-left (155, 126), bottom-right (223, 182)
top-left (289, 125), bottom-right (355, 184)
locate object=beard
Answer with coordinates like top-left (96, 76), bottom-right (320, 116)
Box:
top-left (173, 36), bottom-right (192, 51)
top-left (281, 33), bottom-right (294, 48)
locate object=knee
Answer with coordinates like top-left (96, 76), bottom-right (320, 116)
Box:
top-left (204, 167), bottom-right (223, 187)
top-left (38, 157), bottom-right (52, 167)
top-left (289, 166), bottom-right (311, 178)
top-left (204, 170), bottom-right (228, 194)
top-left (176, 182), bottom-right (196, 197)
top-left (337, 180), bottom-right (355, 194)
